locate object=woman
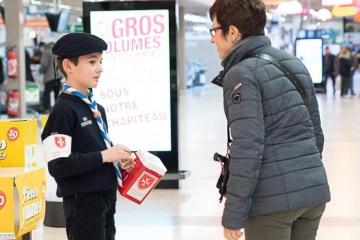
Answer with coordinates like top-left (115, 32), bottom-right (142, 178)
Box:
top-left (209, 0), bottom-right (330, 239)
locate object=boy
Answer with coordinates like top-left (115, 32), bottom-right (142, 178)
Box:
top-left (42, 33), bottom-right (134, 240)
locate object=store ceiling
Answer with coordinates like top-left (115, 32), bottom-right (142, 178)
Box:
top-left (29, 0), bottom-right (325, 15)
top-left (33, 0), bottom-right (214, 14)
top-left (183, 0), bottom-right (324, 14)
top-left (14, 0), bottom-right (330, 16)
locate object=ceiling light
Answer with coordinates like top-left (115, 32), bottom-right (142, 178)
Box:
top-left (192, 25), bottom-right (208, 32)
top-left (30, 0), bottom-right (42, 5)
top-left (321, 0), bottom-right (352, 6)
top-left (59, 4), bottom-right (71, 10)
top-left (309, 9), bottom-right (318, 17)
top-left (184, 14), bottom-right (208, 23)
top-left (309, 8), bottom-right (332, 21)
top-left (266, 12), bottom-right (273, 20)
top-left (318, 8), bottom-right (332, 21)
top-left (332, 5), bottom-right (357, 17)
top-left (279, 16), bottom-right (286, 22)
top-left (263, 0), bottom-right (291, 4)
top-left (275, 0), bottom-right (303, 15)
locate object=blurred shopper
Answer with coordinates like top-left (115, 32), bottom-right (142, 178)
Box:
top-left (0, 57), bottom-right (4, 84)
top-left (42, 33), bottom-right (135, 240)
top-left (25, 49), bottom-right (34, 82)
top-left (352, 50), bottom-right (360, 97)
top-left (322, 46), bottom-right (336, 94)
top-left (39, 42), bottom-right (62, 113)
top-left (209, 0), bottom-right (330, 239)
top-left (339, 47), bottom-right (353, 97)
top-left (31, 41), bottom-right (45, 64)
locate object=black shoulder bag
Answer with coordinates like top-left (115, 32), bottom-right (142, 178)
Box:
top-left (213, 53), bottom-right (309, 203)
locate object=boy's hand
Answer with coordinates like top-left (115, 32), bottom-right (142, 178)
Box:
top-left (122, 158), bottom-right (136, 172)
top-left (101, 144), bottom-right (132, 165)
top-left (120, 151), bottom-right (136, 172)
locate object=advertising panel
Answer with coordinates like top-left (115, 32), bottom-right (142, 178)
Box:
top-left (295, 38), bottom-right (323, 84)
top-left (83, 1), bottom-right (179, 181)
top-left (0, 119), bottom-right (38, 168)
top-left (0, 168), bottom-right (46, 239)
top-left (90, 9), bottom-right (171, 151)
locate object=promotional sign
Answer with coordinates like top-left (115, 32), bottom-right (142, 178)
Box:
top-left (90, 9), bottom-right (171, 151)
top-left (0, 168), bottom-right (46, 239)
top-left (295, 38), bottom-right (323, 84)
top-left (0, 178), bottom-right (14, 239)
top-left (83, 1), bottom-right (179, 187)
top-left (0, 119), bottom-right (38, 168)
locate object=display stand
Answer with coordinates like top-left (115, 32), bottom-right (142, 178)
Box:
top-left (0, 168), bottom-right (46, 240)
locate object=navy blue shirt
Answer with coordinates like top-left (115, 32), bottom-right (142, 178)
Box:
top-left (41, 92), bottom-right (117, 197)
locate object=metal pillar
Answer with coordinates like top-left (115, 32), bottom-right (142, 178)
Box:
top-left (4, 0), bottom-right (26, 117)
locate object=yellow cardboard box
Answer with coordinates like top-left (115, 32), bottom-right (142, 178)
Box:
top-left (0, 119), bottom-right (38, 167)
top-left (41, 115), bottom-right (48, 130)
top-left (0, 168), bottom-right (46, 239)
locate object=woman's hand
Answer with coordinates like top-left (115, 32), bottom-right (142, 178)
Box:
top-left (224, 227), bottom-right (243, 240)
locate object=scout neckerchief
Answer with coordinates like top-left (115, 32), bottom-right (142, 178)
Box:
top-left (63, 84), bottom-right (122, 183)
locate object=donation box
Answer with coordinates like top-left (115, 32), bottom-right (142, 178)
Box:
top-left (0, 119), bottom-right (38, 167)
top-left (0, 168), bottom-right (46, 239)
top-left (119, 151), bottom-right (167, 204)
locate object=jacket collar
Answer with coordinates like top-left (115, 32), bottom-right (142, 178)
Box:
top-left (212, 35), bottom-right (271, 87)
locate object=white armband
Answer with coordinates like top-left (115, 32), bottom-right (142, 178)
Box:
top-left (43, 134), bottom-right (72, 162)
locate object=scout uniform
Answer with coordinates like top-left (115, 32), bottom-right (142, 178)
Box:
top-left (42, 33), bottom-right (118, 240)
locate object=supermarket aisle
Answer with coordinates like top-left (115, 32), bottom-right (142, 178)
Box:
top-left (40, 86), bottom-right (360, 240)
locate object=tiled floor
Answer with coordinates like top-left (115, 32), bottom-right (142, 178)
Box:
top-left (34, 85), bottom-right (360, 239)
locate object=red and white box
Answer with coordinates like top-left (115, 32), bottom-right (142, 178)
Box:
top-left (118, 150), bottom-right (167, 204)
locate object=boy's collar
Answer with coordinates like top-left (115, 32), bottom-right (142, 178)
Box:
top-left (63, 84), bottom-right (89, 97)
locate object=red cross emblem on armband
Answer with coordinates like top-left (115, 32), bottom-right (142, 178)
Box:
top-left (138, 173), bottom-right (156, 190)
top-left (55, 136), bottom-right (66, 148)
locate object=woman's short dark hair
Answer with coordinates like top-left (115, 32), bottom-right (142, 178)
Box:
top-left (57, 56), bottom-right (79, 78)
top-left (209, 0), bottom-right (266, 39)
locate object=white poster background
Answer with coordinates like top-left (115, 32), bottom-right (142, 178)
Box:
top-left (90, 10), bottom-right (171, 151)
top-left (295, 39), bottom-right (323, 84)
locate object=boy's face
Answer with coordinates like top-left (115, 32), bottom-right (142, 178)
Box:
top-left (66, 52), bottom-right (103, 92)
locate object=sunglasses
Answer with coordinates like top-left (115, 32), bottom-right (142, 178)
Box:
top-left (209, 26), bottom-right (222, 37)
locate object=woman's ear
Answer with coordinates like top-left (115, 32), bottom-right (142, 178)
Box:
top-left (229, 25), bottom-right (241, 42)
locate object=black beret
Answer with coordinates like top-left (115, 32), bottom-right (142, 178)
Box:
top-left (52, 32), bottom-right (107, 57)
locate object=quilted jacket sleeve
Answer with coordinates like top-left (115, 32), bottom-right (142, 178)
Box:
top-left (307, 83), bottom-right (324, 155)
top-left (222, 65), bottom-right (265, 229)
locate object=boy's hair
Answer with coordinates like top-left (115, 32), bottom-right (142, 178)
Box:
top-left (209, 0), bottom-right (266, 40)
top-left (57, 56), bottom-right (79, 78)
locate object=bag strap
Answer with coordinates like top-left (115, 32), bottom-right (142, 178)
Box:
top-left (212, 52), bottom-right (309, 107)
top-left (224, 52), bottom-right (309, 151)
top-left (251, 53), bottom-right (309, 106)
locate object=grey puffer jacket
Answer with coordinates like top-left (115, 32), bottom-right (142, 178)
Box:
top-left (219, 35), bottom-right (330, 229)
